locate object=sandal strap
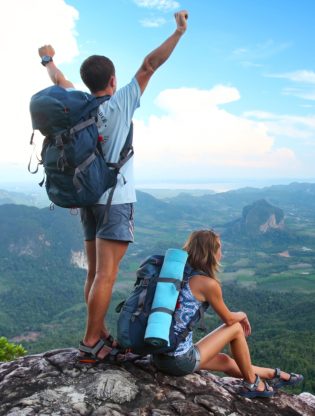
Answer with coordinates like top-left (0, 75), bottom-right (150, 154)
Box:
top-left (274, 367), bottom-right (281, 380)
top-left (102, 333), bottom-right (121, 348)
top-left (242, 374), bottom-right (260, 391)
top-left (106, 334), bottom-right (115, 345)
top-left (289, 373), bottom-right (300, 381)
top-left (79, 339), bottom-right (106, 357)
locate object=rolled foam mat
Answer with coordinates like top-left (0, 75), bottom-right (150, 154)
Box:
top-left (144, 248), bottom-right (188, 347)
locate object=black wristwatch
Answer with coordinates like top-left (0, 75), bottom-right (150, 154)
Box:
top-left (41, 55), bottom-right (53, 66)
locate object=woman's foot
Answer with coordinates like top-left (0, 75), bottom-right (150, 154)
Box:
top-left (239, 375), bottom-right (274, 398)
top-left (268, 368), bottom-right (304, 389)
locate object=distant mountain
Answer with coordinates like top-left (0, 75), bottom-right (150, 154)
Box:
top-left (223, 199), bottom-right (285, 240)
top-left (0, 187), bottom-right (50, 208)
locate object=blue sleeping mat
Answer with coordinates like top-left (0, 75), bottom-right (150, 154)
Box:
top-left (144, 248), bottom-right (188, 347)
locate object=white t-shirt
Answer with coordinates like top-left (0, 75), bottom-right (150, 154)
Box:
top-left (96, 77), bottom-right (141, 205)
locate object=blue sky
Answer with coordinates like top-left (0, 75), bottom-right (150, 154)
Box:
top-left (0, 0), bottom-right (314, 189)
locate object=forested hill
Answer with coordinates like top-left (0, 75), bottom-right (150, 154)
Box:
top-left (0, 204), bottom-right (83, 337)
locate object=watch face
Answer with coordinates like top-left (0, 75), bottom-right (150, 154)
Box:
top-left (41, 56), bottom-right (52, 66)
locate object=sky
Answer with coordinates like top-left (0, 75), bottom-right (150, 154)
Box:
top-left (1, 0), bottom-right (315, 189)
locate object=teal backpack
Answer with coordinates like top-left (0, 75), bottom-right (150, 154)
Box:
top-left (116, 254), bottom-right (209, 356)
top-left (29, 85), bottom-right (133, 212)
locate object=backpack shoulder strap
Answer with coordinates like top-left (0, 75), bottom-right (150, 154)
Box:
top-left (78, 94), bottom-right (111, 119)
top-left (120, 122), bottom-right (133, 159)
top-left (107, 121), bottom-right (134, 171)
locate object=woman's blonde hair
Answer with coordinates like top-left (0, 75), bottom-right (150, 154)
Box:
top-left (183, 229), bottom-right (221, 281)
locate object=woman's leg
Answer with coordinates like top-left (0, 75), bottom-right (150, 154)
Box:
top-left (200, 353), bottom-right (292, 381)
top-left (196, 323), bottom-right (267, 390)
top-left (196, 323), bottom-right (291, 384)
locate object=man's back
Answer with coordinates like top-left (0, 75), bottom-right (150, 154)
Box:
top-left (96, 77), bottom-right (141, 205)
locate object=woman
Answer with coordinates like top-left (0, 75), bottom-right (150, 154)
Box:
top-left (152, 230), bottom-right (303, 398)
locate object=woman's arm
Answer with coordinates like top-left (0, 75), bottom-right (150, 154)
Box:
top-left (192, 276), bottom-right (251, 335)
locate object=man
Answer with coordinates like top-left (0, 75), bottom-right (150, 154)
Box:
top-left (39, 10), bottom-right (188, 362)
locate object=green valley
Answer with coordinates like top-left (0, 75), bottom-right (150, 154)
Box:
top-left (0, 183), bottom-right (314, 393)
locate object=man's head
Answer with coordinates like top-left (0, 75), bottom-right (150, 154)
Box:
top-left (80, 55), bottom-right (116, 94)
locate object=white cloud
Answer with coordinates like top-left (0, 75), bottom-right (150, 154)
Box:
top-left (133, 87), bottom-right (296, 181)
top-left (245, 111), bottom-right (315, 139)
top-left (140, 17), bottom-right (167, 27)
top-left (268, 70), bottom-right (315, 84)
top-left (134, 0), bottom-right (179, 10)
top-left (266, 70), bottom-right (315, 101)
top-left (232, 39), bottom-right (291, 62)
top-left (283, 87), bottom-right (315, 101)
top-left (0, 0), bottom-right (79, 167)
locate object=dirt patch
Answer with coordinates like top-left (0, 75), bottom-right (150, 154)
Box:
top-left (278, 250), bottom-right (290, 258)
top-left (10, 331), bottom-right (40, 343)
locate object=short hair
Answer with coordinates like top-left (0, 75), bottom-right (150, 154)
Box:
top-left (80, 55), bottom-right (115, 93)
top-left (183, 229), bottom-right (221, 281)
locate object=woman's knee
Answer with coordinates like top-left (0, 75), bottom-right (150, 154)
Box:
top-left (230, 322), bottom-right (243, 337)
top-left (222, 354), bottom-right (237, 371)
top-left (217, 353), bottom-right (232, 367)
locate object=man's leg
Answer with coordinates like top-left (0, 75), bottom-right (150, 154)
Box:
top-left (83, 238), bottom-right (128, 353)
top-left (84, 240), bottom-right (111, 338)
top-left (84, 240), bottom-right (96, 304)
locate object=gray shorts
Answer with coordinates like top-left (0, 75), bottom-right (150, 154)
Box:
top-left (152, 346), bottom-right (201, 377)
top-left (80, 203), bottom-right (134, 242)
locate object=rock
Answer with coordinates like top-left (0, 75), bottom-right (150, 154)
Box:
top-left (86, 369), bottom-right (138, 403)
top-left (0, 349), bottom-right (314, 416)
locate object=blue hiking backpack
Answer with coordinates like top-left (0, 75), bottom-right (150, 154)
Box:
top-left (29, 85), bottom-right (133, 210)
top-left (116, 254), bottom-right (209, 356)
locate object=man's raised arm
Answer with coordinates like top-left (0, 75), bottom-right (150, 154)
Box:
top-left (135, 10), bottom-right (188, 94)
top-left (38, 44), bottom-right (74, 89)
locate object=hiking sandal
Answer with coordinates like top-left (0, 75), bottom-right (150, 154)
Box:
top-left (78, 338), bottom-right (113, 364)
top-left (101, 333), bottom-right (123, 358)
top-left (267, 368), bottom-right (304, 389)
top-left (102, 333), bottom-right (119, 349)
top-left (239, 375), bottom-right (274, 398)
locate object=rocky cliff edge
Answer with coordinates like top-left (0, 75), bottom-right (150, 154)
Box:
top-left (0, 349), bottom-right (314, 416)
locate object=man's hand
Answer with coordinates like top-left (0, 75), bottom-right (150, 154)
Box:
top-left (175, 10), bottom-right (188, 34)
top-left (135, 9), bottom-right (189, 94)
top-left (38, 44), bottom-right (74, 89)
top-left (38, 44), bottom-right (55, 58)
